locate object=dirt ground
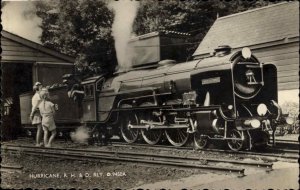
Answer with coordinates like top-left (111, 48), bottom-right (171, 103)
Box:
top-left (135, 161), bottom-right (299, 189)
top-left (1, 134), bottom-right (298, 189)
top-left (1, 153), bottom-right (206, 189)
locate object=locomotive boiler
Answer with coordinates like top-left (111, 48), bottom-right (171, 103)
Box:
top-left (74, 45), bottom-right (281, 151)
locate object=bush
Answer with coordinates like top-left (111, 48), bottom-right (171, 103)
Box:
top-left (281, 101), bottom-right (299, 119)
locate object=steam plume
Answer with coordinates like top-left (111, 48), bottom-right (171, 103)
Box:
top-left (70, 126), bottom-right (90, 144)
top-left (2, 1), bottom-right (42, 44)
top-left (108, 0), bottom-right (139, 70)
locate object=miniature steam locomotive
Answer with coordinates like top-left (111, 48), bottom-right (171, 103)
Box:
top-left (71, 46), bottom-right (280, 151)
top-left (20, 33), bottom-right (281, 151)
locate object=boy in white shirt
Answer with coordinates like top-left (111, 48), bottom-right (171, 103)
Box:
top-left (30, 82), bottom-right (43, 146)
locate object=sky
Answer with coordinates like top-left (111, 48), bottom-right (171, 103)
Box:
top-left (2, 0), bottom-right (42, 44)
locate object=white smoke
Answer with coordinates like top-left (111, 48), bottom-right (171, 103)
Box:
top-left (70, 126), bottom-right (90, 144)
top-left (2, 1), bottom-right (42, 44)
top-left (108, 0), bottom-right (140, 70)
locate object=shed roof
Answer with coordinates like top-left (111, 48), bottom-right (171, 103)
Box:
top-left (1, 30), bottom-right (75, 63)
top-left (193, 2), bottom-right (299, 57)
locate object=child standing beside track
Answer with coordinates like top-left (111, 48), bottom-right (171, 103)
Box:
top-left (30, 82), bottom-right (43, 147)
top-left (38, 88), bottom-right (57, 147)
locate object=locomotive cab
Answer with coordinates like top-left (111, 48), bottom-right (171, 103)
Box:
top-left (81, 76), bottom-right (105, 122)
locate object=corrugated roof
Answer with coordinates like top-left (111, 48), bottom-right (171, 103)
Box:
top-left (193, 2), bottom-right (299, 57)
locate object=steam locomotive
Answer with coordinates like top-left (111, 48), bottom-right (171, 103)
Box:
top-left (20, 33), bottom-right (281, 151)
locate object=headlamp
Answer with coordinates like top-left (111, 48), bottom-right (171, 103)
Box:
top-left (242, 47), bottom-right (252, 59)
top-left (250, 119), bottom-right (261, 128)
top-left (286, 117), bottom-right (294, 125)
top-left (257, 103), bottom-right (268, 116)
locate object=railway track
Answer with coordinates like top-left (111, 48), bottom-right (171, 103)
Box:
top-left (0, 164), bottom-right (23, 173)
top-left (274, 139), bottom-right (299, 143)
top-left (111, 142), bottom-right (299, 161)
top-left (16, 136), bottom-right (299, 149)
top-left (271, 139), bottom-right (299, 150)
top-left (2, 144), bottom-right (277, 177)
top-left (15, 136), bottom-right (298, 151)
top-left (9, 137), bottom-right (298, 161)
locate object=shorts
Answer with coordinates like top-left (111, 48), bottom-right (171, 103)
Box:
top-left (42, 125), bottom-right (56, 132)
top-left (32, 112), bottom-right (42, 125)
top-left (42, 115), bottom-right (56, 132)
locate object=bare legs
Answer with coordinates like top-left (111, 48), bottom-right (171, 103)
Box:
top-left (35, 124), bottom-right (43, 146)
top-left (43, 128), bottom-right (56, 147)
top-left (44, 130), bottom-right (49, 146)
top-left (48, 130), bottom-right (57, 147)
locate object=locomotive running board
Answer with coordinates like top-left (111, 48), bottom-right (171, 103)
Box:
top-left (128, 124), bottom-right (189, 129)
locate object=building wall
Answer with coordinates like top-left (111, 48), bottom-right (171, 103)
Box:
top-left (1, 37), bottom-right (67, 62)
top-left (1, 34), bottom-right (74, 140)
top-left (251, 41), bottom-right (299, 105)
top-left (33, 63), bottom-right (74, 86)
top-left (253, 41), bottom-right (299, 91)
top-left (1, 36), bottom-right (75, 86)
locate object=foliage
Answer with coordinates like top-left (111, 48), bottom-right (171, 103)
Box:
top-left (134, 0), bottom-right (273, 35)
top-left (35, 0), bottom-right (116, 77)
top-left (133, 0), bottom-right (273, 57)
top-left (281, 102), bottom-right (299, 119)
top-left (36, 0), bottom-right (275, 76)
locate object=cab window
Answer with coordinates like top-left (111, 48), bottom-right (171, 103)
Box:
top-left (96, 79), bottom-right (104, 91)
top-left (90, 85), bottom-right (94, 96)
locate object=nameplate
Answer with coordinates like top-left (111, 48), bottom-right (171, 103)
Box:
top-left (202, 77), bottom-right (220, 85)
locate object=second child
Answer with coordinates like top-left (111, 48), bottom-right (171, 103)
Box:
top-left (38, 88), bottom-right (57, 147)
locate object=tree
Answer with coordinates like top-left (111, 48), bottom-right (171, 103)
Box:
top-left (133, 0), bottom-right (274, 58)
top-left (36, 0), bottom-right (275, 76)
top-left (35, 0), bottom-right (116, 77)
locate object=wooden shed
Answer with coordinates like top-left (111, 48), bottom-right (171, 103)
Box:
top-left (192, 2), bottom-right (299, 104)
top-left (1, 30), bottom-right (75, 140)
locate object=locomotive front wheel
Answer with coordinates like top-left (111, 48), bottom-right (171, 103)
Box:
top-left (165, 128), bottom-right (189, 147)
top-left (227, 129), bottom-right (246, 151)
top-left (120, 113), bottom-right (139, 143)
top-left (194, 131), bottom-right (208, 149)
top-left (140, 111), bottom-right (162, 145)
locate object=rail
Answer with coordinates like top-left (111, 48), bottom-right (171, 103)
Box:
top-left (2, 143), bottom-right (273, 176)
top-left (112, 142), bottom-right (299, 161)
